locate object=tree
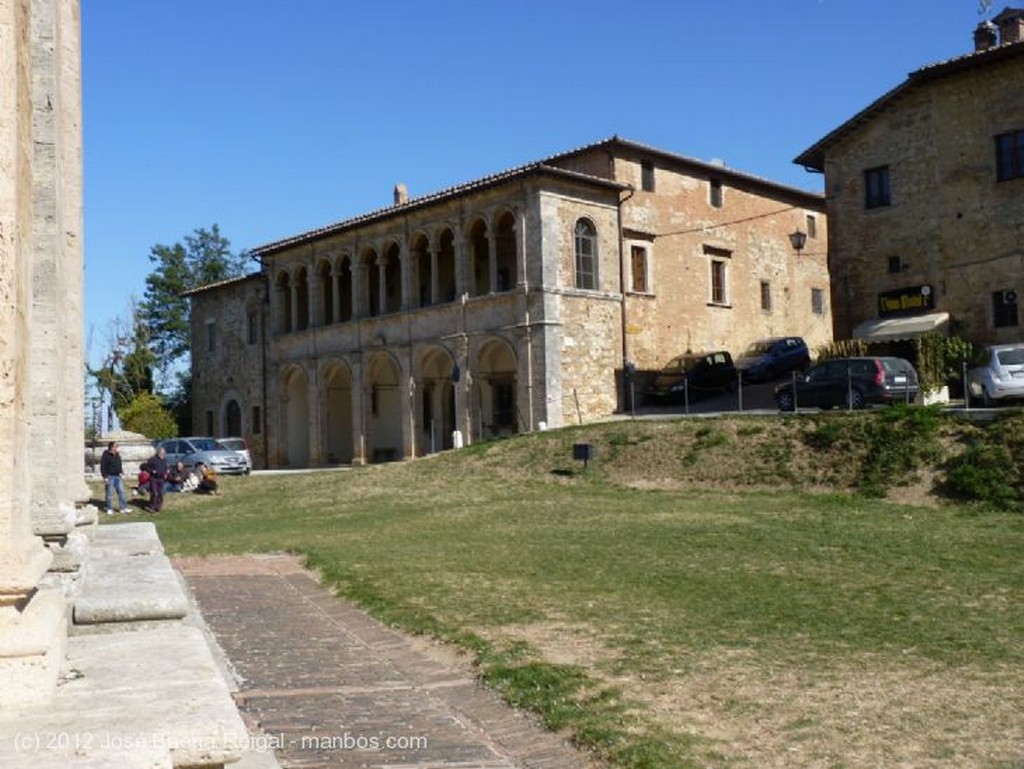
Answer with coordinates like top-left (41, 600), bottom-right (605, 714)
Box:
top-left (119, 392), bottom-right (178, 439)
top-left (140, 224), bottom-right (249, 376)
top-left (89, 301), bottom-right (157, 417)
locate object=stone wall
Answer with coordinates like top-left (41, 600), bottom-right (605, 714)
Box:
top-left (820, 51), bottom-right (1024, 343)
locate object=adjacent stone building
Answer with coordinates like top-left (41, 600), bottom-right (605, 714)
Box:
top-left (190, 138), bottom-right (831, 468)
top-left (795, 9), bottom-right (1024, 345)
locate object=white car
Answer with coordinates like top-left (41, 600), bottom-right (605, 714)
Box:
top-left (967, 343), bottom-right (1024, 406)
top-left (217, 437), bottom-right (252, 475)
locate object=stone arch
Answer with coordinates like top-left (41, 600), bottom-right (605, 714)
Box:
top-left (221, 390), bottom-right (243, 437)
top-left (493, 209), bottom-right (517, 292)
top-left (338, 253), bottom-right (354, 321)
top-left (360, 246), bottom-right (380, 317)
top-left (321, 359), bottom-right (354, 464)
top-left (465, 217), bottom-right (490, 296)
top-left (436, 227), bottom-right (457, 303)
top-left (316, 257), bottom-right (334, 325)
top-left (381, 241), bottom-right (402, 314)
top-left (281, 364), bottom-right (310, 467)
top-left (417, 345), bottom-right (456, 453)
top-left (475, 336), bottom-right (518, 438)
top-left (275, 270), bottom-right (292, 333)
top-left (366, 352), bottom-right (403, 462)
top-left (295, 266), bottom-right (310, 330)
top-left (410, 232), bottom-right (431, 308)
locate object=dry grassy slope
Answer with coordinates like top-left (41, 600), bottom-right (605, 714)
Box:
top-left (462, 410), bottom-right (1014, 506)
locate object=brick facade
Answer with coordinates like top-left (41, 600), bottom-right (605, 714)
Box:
top-left (190, 139), bottom-right (830, 468)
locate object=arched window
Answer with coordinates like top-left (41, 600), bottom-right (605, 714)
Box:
top-left (574, 219), bottom-right (597, 290)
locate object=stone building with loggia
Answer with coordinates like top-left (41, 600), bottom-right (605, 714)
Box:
top-left (794, 9), bottom-right (1024, 346)
top-left (190, 138), bottom-right (831, 469)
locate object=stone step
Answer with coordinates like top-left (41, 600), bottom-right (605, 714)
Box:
top-left (73, 523), bottom-right (187, 625)
top-left (0, 624), bottom-right (249, 768)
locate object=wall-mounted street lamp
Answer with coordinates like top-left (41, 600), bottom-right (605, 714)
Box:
top-left (789, 230), bottom-right (807, 254)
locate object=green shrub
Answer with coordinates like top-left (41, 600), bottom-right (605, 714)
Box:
top-left (119, 392), bottom-right (178, 439)
top-left (944, 444), bottom-right (1018, 509)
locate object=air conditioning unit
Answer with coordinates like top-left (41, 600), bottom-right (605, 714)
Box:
top-left (1003, 290), bottom-right (1019, 305)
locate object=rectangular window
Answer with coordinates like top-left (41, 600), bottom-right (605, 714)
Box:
top-left (205, 410), bottom-right (214, 436)
top-left (247, 312), bottom-right (258, 344)
top-left (641, 161), bottom-right (655, 192)
top-left (811, 288), bottom-right (826, 315)
top-left (760, 280), bottom-right (772, 311)
top-left (806, 214), bottom-right (817, 238)
top-left (993, 289), bottom-right (1019, 327)
top-left (996, 130), bottom-right (1024, 181)
top-left (888, 256), bottom-right (903, 274)
top-left (206, 321), bottom-right (217, 352)
top-left (252, 406), bottom-right (262, 435)
top-left (864, 166), bottom-right (891, 208)
top-left (711, 260), bottom-right (727, 304)
top-left (709, 178), bottom-right (723, 208)
top-left (630, 245), bottom-right (648, 293)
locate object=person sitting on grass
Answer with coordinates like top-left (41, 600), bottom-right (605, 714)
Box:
top-left (195, 462), bottom-right (220, 495)
top-left (165, 461), bottom-right (188, 492)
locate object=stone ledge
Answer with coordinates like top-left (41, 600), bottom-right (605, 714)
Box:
top-left (74, 552), bottom-right (187, 624)
top-left (89, 522), bottom-right (163, 557)
top-left (0, 625), bottom-right (249, 768)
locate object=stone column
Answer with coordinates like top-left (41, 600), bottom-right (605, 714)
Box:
top-left (0, 0), bottom-right (71, 710)
top-left (428, 247), bottom-right (439, 306)
top-left (290, 278), bottom-right (299, 331)
top-left (398, 242), bottom-right (411, 311)
top-left (353, 258), bottom-right (366, 319)
top-left (453, 233), bottom-right (467, 298)
top-left (330, 262), bottom-right (340, 324)
top-left (486, 234), bottom-right (497, 294)
top-left (29, 0), bottom-right (77, 541)
top-left (376, 257), bottom-right (387, 316)
top-left (349, 355), bottom-right (367, 465)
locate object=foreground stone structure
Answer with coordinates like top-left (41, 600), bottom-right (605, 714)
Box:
top-left (191, 138), bottom-right (831, 469)
top-left (0, 0), bottom-right (82, 709)
top-left (1, 3), bottom-right (254, 766)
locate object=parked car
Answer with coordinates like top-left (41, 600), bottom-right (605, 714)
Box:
top-left (735, 336), bottom-right (811, 382)
top-left (155, 437), bottom-right (248, 475)
top-left (647, 351), bottom-right (737, 403)
top-left (966, 343), bottom-right (1024, 406)
top-left (774, 357), bottom-right (919, 411)
top-left (218, 437), bottom-right (252, 475)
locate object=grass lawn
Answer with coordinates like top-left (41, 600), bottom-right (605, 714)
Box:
top-left (111, 419), bottom-right (1024, 768)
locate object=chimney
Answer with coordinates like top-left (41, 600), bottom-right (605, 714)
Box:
top-left (393, 183), bottom-right (409, 206)
top-left (994, 7), bottom-right (1024, 45)
top-left (974, 20), bottom-right (998, 51)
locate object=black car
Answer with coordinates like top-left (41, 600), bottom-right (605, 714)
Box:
top-left (774, 357), bottom-right (919, 411)
top-left (735, 336), bottom-right (811, 382)
top-left (647, 351), bottom-right (737, 403)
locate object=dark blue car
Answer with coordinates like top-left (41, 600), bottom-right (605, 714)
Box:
top-left (735, 337), bottom-right (810, 382)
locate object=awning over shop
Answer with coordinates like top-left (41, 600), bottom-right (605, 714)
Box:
top-left (852, 312), bottom-right (950, 342)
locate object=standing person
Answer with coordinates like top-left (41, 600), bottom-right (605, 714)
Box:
top-left (146, 446), bottom-right (169, 513)
top-left (100, 441), bottom-right (128, 515)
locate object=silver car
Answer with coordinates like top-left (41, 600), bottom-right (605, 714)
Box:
top-left (967, 343), bottom-right (1024, 406)
top-left (217, 437), bottom-right (252, 475)
top-left (155, 437), bottom-right (248, 475)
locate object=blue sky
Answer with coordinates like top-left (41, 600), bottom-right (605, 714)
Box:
top-left (82, 0), bottom-right (989, 368)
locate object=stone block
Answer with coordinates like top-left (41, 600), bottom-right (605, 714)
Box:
top-left (0, 588), bottom-right (68, 709)
top-left (45, 530), bottom-right (89, 572)
top-left (73, 552), bottom-right (187, 624)
top-left (0, 625), bottom-right (249, 768)
top-left (89, 521), bottom-right (163, 557)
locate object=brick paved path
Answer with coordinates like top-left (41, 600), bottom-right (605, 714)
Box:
top-left (176, 554), bottom-right (595, 769)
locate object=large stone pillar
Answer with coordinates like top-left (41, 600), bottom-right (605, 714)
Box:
top-left (29, 0), bottom-right (78, 541)
top-left (0, 0), bottom-right (73, 710)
